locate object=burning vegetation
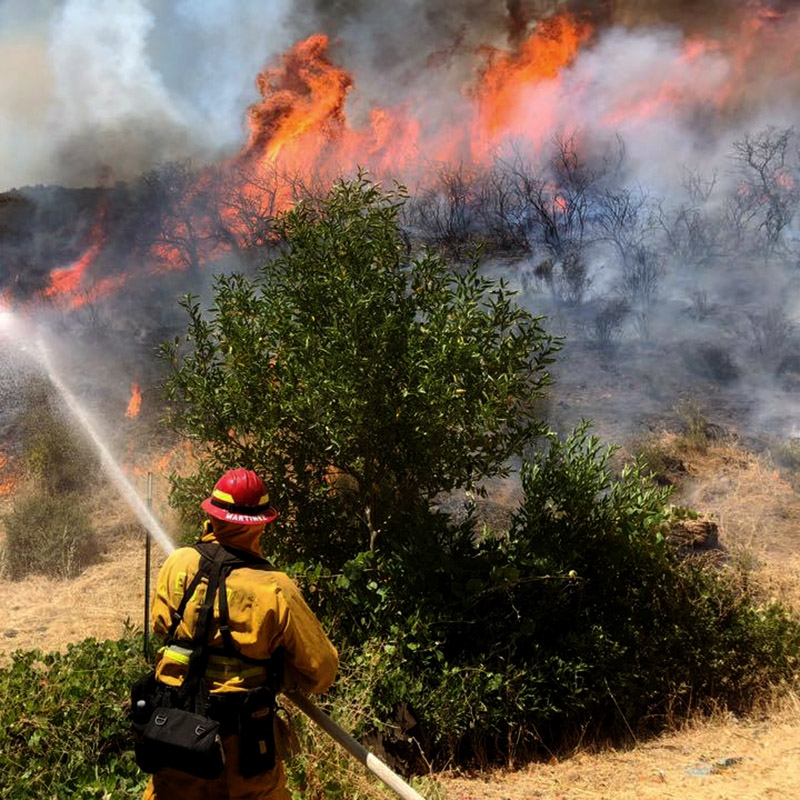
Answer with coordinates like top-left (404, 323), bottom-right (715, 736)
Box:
top-left (125, 382), bottom-right (142, 419)
top-left (2, 4), bottom-right (800, 793)
top-left (1, 5), bottom-right (799, 310)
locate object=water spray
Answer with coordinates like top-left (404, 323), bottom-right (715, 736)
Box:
top-left (33, 333), bottom-right (176, 556)
top-left (1, 309), bottom-right (426, 800)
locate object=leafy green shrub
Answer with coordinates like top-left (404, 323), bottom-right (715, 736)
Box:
top-left (0, 636), bottom-right (148, 799)
top-left (296, 426), bottom-right (800, 767)
top-left (0, 634), bottom-right (433, 800)
top-left (2, 491), bottom-right (98, 579)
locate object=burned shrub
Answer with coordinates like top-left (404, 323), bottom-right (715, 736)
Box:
top-left (690, 289), bottom-right (712, 321)
top-left (476, 163), bottom-right (531, 255)
top-left (620, 244), bottom-right (661, 310)
top-left (408, 164), bottom-right (481, 260)
top-left (777, 352), bottom-right (800, 389)
top-left (667, 514), bottom-right (722, 558)
top-left (768, 437), bottom-right (800, 474)
top-left (746, 305), bottom-right (796, 370)
top-left (591, 297), bottom-right (629, 353)
top-left (684, 343), bottom-right (740, 385)
top-left (553, 246), bottom-right (591, 306)
top-left (728, 127), bottom-right (800, 254)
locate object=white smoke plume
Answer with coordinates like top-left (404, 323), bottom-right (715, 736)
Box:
top-left (0, 0), bottom-right (297, 189)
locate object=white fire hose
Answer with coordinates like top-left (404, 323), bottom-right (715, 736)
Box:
top-left (287, 691), bottom-right (426, 800)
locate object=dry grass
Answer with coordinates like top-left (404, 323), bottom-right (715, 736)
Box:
top-left (2, 436), bottom-right (800, 798)
top-left (670, 435), bottom-right (800, 613)
top-left (0, 457), bottom-right (178, 664)
top-left (441, 694), bottom-right (800, 799)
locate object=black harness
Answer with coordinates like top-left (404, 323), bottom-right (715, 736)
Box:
top-left (166, 542), bottom-right (282, 686)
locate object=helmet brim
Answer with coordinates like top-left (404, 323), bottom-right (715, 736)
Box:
top-left (200, 497), bottom-right (280, 526)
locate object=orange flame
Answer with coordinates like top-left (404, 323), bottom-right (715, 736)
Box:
top-left (240, 18), bottom-right (590, 184)
top-left (0, 450), bottom-right (15, 496)
top-left (16, 8), bottom-right (800, 308)
top-left (126, 382), bottom-right (142, 418)
top-left (247, 34), bottom-right (353, 166)
top-left (42, 198), bottom-right (123, 308)
top-left (45, 239), bottom-right (104, 303)
top-left (472, 15), bottom-right (592, 155)
top-left (128, 441), bottom-right (196, 478)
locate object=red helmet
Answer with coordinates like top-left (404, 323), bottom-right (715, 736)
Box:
top-left (200, 469), bottom-right (279, 526)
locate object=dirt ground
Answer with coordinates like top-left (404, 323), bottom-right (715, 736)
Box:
top-left (2, 437), bottom-right (800, 799)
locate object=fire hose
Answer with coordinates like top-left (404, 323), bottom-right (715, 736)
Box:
top-left (286, 691), bottom-right (426, 800)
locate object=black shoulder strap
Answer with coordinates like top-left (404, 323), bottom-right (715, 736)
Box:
top-left (176, 545), bottom-right (229, 710)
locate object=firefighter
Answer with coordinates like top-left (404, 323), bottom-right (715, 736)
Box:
top-left (143, 468), bottom-right (338, 800)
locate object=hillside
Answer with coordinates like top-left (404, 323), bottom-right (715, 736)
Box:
top-left (2, 430), bottom-right (799, 798)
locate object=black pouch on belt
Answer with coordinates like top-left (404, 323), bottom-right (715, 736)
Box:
top-left (138, 704), bottom-right (225, 779)
top-left (132, 546), bottom-right (232, 779)
top-left (238, 686), bottom-right (277, 777)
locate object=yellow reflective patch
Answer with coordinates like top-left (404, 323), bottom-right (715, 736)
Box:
top-left (175, 572), bottom-right (187, 594)
top-left (163, 646), bottom-right (191, 665)
top-left (213, 489), bottom-right (235, 504)
top-left (259, 494), bottom-right (269, 505)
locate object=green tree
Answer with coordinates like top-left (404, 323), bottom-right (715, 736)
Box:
top-left (163, 176), bottom-right (558, 561)
top-left (161, 175), bottom-right (799, 767)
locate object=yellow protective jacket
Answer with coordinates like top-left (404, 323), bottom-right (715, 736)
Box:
top-left (151, 525), bottom-right (338, 695)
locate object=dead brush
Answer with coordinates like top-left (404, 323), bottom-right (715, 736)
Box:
top-left (629, 430), bottom-right (693, 487)
top-left (673, 399), bottom-right (727, 452)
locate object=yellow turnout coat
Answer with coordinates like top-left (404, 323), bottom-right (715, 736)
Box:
top-left (143, 521), bottom-right (338, 800)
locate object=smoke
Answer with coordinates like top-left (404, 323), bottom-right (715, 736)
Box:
top-left (1, 0), bottom-right (796, 189)
top-left (2, 0), bottom-right (800, 446)
top-left (0, 0), bottom-right (298, 189)
top-left (49, 0), bottom-right (190, 185)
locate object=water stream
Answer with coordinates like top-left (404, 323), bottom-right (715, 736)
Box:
top-left (0, 309), bottom-right (176, 556)
top-left (33, 335), bottom-right (177, 556)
